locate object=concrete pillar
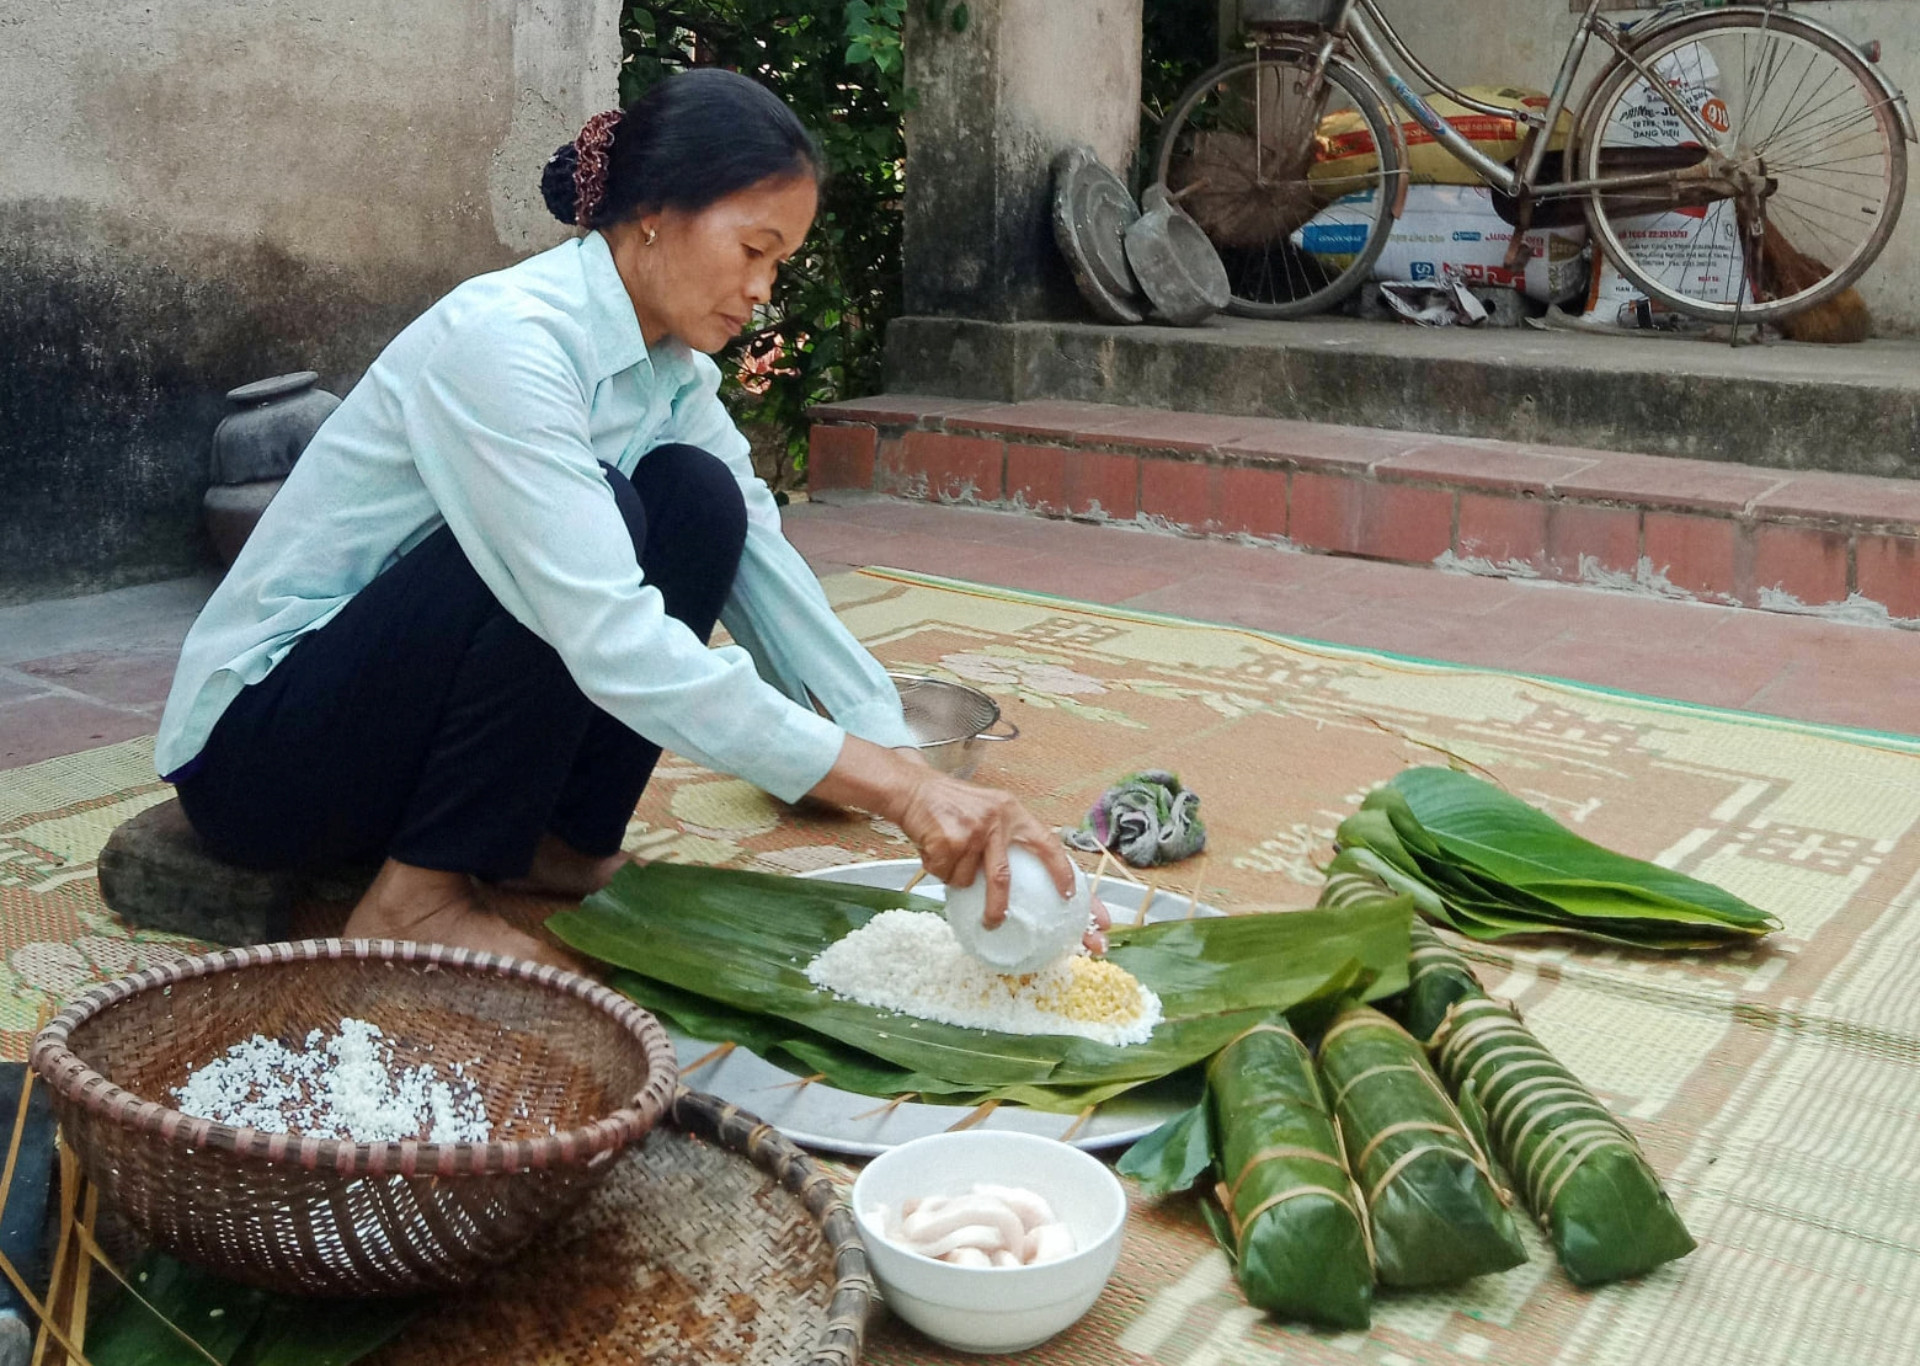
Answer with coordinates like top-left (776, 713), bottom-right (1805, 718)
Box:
top-left (903, 0), bottom-right (1144, 322)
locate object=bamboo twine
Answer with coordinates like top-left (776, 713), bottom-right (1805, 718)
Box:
top-left (1059, 1106), bottom-right (1098, 1144)
top-left (851, 1093), bottom-right (917, 1122)
top-left (679, 1041), bottom-right (737, 1078)
top-left (1183, 855), bottom-right (1210, 920)
top-left (0, 1248), bottom-right (91, 1366)
top-left (32, 1100), bottom-right (81, 1366)
top-left (66, 1222), bottom-right (224, 1366)
top-left (946, 1100), bottom-right (1000, 1133)
top-left (65, 1178), bottom-right (100, 1363)
top-left (775, 1073), bottom-right (829, 1092)
top-left (1091, 849), bottom-right (1114, 910)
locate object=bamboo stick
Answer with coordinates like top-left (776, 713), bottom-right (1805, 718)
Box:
top-left (902, 865), bottom-right (928, 894)
top-left (1132, 884), bottom-right (1159, 928)
top-left (773, 1073), bottom-right (828, 1092)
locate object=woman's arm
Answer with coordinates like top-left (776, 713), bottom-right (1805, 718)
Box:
top-left (663, 358), bottom-right (915, 747)
top-left (813, 736), bottom-right (1108, 947)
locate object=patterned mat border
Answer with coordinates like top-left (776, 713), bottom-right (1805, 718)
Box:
top-left (859, 567), bottom-right (1920, 754)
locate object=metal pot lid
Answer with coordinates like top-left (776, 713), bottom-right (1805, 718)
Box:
top-left (1051, 145), bottom-right (1145, 325)
top-left (226, 371), bottom-right (321, 406)
top-left (1124, 184), bottom-right (1231, 327)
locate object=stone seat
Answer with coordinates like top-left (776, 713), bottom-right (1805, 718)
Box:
top-left (99, 799), bottom-right (372, 946)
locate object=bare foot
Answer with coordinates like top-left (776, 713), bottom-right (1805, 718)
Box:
top-left (498, 834), bottom-right (631, 901)
top-left (344, 859), bottom-right (589, 973)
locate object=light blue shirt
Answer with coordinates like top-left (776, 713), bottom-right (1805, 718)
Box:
top-left (157, 232), bottom-right (913, 802)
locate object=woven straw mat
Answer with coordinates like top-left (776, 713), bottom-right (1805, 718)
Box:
top-left (8, 567), bottom-right (1920, 1366)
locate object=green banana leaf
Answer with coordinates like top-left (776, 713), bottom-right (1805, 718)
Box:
top-left (86, 1253), bottom-right (419, 1366)
top-left (550, 863), bottom-right (1413, 1113)
top-left (1208, 1018), bottom-right (1373, 1329)
top-left (1115, 1100), bottom-right (1214, 1198)
top-left (1389, 770), bottom-right (1778, 933)
top-left (1333, 770), bottom-right (1779, 949)
top-left (1316, 1006), bottom-right (1526, 1288)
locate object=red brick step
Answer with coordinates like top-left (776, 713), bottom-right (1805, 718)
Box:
top-left (809, 396), bottom-right (1920, 624)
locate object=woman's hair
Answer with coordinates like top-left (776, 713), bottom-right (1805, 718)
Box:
top-left (541, 69), bottom-right (823, 229)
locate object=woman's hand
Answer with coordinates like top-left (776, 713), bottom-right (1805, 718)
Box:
top-left (809, 737), bottom-right (1109, 950)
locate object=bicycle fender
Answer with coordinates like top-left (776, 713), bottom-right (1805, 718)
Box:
top-left (1622, 4), bottom-right (1916, 142)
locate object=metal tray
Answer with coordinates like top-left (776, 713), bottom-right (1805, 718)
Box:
top-left (662, 858), bottom-right (1225, 1156)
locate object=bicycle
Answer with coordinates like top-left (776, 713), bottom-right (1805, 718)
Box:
top-left (1152, 0), bottom-right (1914, 323)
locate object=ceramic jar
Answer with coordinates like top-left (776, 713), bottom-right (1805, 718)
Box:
top-left (203, 371), bottom-right (340, 566)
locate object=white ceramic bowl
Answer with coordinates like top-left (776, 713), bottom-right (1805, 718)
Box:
top-left (851, 1131), bottom-right (1128, 1354)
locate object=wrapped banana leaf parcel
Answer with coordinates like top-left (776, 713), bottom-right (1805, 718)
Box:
top-left (1322, 855), bottom-right (1484, 1042)
top-left (1324, 867), bottom-right (1697, 1286)
top-left (1207, 1018), bottom-right (1376, 1329)
top-left (1316, 1005), bottom-right (1526, 1287)
top-left (1335, 766), bottom-right (1781, 951)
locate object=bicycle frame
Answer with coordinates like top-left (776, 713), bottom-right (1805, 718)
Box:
top-left (1296, 0), bottom-right (1779, 201)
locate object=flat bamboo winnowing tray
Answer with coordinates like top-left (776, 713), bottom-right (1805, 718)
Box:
top-left (374, 1087), bottom-right (873, 1366)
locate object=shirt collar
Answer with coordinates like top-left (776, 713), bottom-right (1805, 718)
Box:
top-left (577, 230), bottom-right (649, 382)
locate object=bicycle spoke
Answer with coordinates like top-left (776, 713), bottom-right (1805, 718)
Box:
top-left (1763, 105), bottom-right (1885, 167)
top-left (1753, 43), bottom-right (1823, 149)
top-left (1756, 86), bottom-right (1872, 161)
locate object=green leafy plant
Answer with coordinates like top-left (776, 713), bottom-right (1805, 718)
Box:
top-left (620, 2), bottom-right (913, 491)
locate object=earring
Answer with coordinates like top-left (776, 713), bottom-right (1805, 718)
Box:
top-left (644, 226), bottom-right (658, 246)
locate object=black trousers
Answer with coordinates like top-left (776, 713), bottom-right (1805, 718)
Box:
top-left (176, 445), bottom-right (748, 883)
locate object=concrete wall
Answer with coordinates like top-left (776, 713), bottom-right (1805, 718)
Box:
top-left (904, 0), bottom-right (1143, 321)
top-left (1, 0), bottom-right (620, 603)
top-left (1367, 0), bottom-right (1920, 334)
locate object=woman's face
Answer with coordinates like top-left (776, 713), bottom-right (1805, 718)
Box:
top-left (620, 172), bottom-right (819, 354)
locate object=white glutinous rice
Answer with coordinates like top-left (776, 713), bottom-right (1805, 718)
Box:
top-left (173, 1017), bottom-right (493, 1143)
top-left (804, 910), bottom-right (1161, 1047)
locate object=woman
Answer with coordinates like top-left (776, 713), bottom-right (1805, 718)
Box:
top-left (157, 69), bottom-right (1098, 968)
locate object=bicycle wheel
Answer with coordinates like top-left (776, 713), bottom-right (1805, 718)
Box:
top-left (1153, 47), bottom-right (1402, 319)
top-left (1575, 12), bottom-right (1907, 324)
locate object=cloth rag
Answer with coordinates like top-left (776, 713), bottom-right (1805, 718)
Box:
top-left (1063, 770), bottom-right (1207, 868)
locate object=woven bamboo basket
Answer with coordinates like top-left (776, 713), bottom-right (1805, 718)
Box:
top-left (28, 939), bottom-right (679, 1298)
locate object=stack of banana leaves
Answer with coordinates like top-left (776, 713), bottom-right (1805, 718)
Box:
top-left (1322, 867), bottom-right (1697, 1287)
top-left (1335, 766), bottom-right (1780, 950)
top-left (547, 862), bottom-right (1414, 1113)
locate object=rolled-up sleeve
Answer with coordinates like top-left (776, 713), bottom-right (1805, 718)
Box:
top-left (663, 356), bottom-right (917, 750)
top-left (399, 313), bottom-right (851, 802)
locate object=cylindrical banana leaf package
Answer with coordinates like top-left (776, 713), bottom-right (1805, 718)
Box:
top-left (1428, 994), bottom-right (1696, 1286)
top-left (1404, 917), bottom-right (1489, 1041)
top-left (1317, 1006), bottom-right (1527, 1287)
top-left (1207, 1018), bottom-right (1374, 1329)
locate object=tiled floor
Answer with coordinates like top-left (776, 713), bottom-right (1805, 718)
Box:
top-left (0, 499), bottom-right (1913, 775)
